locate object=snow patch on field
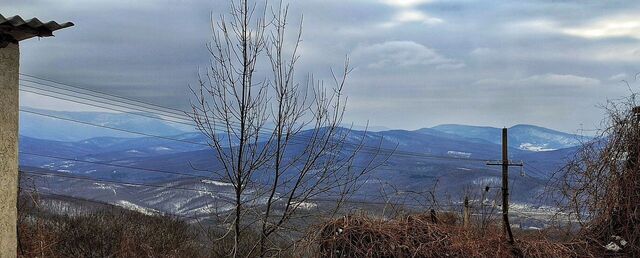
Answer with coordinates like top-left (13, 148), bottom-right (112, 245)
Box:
top-left (59, 161), bottom-right (75, 168)
top-left (519, 143), bottom-right (556, 152)
top-left (292, 201), bottom-right (318, 210)
top-left (192, 203), bottom-right (235, 214)
top-left (201, 179), bottom-right (233, 187)
top-left (94, 183), bottom-right (117, 195)
top-left (114, 200), bottom-right (161, 216)
top-left (510, 203), bottom-right (558, 214)
top-left (472, 177), bottom-right (500, 186)
top-left (447, 151), bottom-right (471, 158)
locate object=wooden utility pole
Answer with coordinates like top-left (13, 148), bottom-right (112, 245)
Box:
top-left (0, 14), bottom-right (72, 257)
top-left (487, 128), bottom-right (522, 244)
top-left (500, 128), bottom-right (514, 243)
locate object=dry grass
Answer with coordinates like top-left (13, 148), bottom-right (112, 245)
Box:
top-left (304, 212), bottom-right (579, 258)
top-left (17, 194), bottom-right (205, 258)
top-left (16, 193), bottom-right (302, 258)
top-left (549, 95), bottom-right (640, 257)
top-left (18, 210), bottom-right (204, 257)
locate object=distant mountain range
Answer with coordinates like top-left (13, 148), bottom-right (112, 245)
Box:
top-left (20, 107), bottom-right (189, 141)
top-left (18, 109), bottom-right (587, 216)
top-left (20, 108), bottom-right (587, 152)
top-left (425, 124), bottom-right (587, 151)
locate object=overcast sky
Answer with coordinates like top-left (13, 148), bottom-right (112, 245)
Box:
top-left (4, 0), bottom-right (640, 133)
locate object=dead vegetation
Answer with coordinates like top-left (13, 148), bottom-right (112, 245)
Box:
top-left (301, 94), bottom-right (640, 258)
top-left (17, 194), bottom-right (204, 257)
top-left (551, 93), bottom-right (640, 256)
top-left (16, 192), bottom-right (304, 258)
top-left (303, 212), bottom-right (577, 258)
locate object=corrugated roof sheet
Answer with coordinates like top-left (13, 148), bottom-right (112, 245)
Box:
top-left (0, 14), bottom-right (73, 41)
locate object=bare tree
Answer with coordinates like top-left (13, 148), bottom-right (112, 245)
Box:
top-left (189, 0), bottom-right (383, 256)
top-left (189, 1), bottom-right (270, 256)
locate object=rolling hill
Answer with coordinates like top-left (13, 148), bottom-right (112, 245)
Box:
top-left (427, 124), bottom-right (587, 151)
top-left (18, 109), bottom-right (585, 216)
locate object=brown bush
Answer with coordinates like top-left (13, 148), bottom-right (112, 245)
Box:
top-left (16, 193), bottom-right (304, 257)
top-left (550, 95), bottom-right (640, 256)
top-left (17, 196), bottom-right (204, 258)
top-left (306, 212), bottom-right (578, 258)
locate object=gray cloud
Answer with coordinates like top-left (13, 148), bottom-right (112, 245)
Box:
top-left (3, 0), bottom-right (640, 132)
top-left (474, 74), bottom-right (601, 90)
top-left (352, 41), bottom-right (464, 70)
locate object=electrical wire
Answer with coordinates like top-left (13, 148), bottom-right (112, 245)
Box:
top-left (20, 170), bottom-right (452, 208)
top-left (19, 75), bottom-right (494, 163)
top-left (20, 109), bottom-right (211, 147)
top-left (20, 152), bottom-right (213, 180)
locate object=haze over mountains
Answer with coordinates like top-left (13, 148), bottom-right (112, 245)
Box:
top-left (21, 107), bottom-right (187, 141)
top-left (427, 124), bottom-right (586, 151)
top-left (19, 109), bottom-right (586, 217)
top-left (22, 108), bottom-right (586, 150)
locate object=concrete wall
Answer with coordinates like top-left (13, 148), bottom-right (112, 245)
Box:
top-left (0, 42), bottom-right (19, 258)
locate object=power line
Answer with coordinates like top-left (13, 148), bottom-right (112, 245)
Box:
top-left (20, 84), bottom-right (198, 127)
top-left (20, 73), bottom-right (189, 116)
top-left (18, 186), bottom-right (214, 222)
top-left (16, 74), bottom-right (563, 219)
top-left (25, 72), bottom-right (577, 171)
top-left (20, 152), bottom-right (214, 180)
top-left (18, 84), bottom-right (520, 198)
top-left (21, 170), bottom-right (227, 196)
top-left (20, 84), bottom-right (195, 127)
top-left (521, 165), bottom-right (546, 179)
top-left (27, 186), bottom-right (526, 227)
top-left (18, 97), bottom-right (488, 177)
top-left (20, 77), bottom-right (281, 130)
top-left (305, 197), bottom-right (460, 208)
top-left (526, 163), bottom-right (551, 177)
top-left (525, 162), bottom-right (548, 179)
top-left (20, 103), bottom-right (488, 164)
top-left (21, 78), bottom-right (252, 132)
top-left (20, 109), bottom-right (211, 147)
top-left (20, 170), bottom-right (450, 209)
top-left (19, 78), bottom-right (266, 134)
top-left (20, 77), bottom-right (272, 141)
top-left (20, 149), bottom-right (447, 180)
top-left (19, 74), bottom-right (494, 163)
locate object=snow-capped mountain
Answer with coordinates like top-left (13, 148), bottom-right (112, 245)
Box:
top-left (18, 109), bottom-right (586, 214)
top-left (427, 124), bottom-right (588, 152)
top-left (19, 126), bottom-right (568, 205)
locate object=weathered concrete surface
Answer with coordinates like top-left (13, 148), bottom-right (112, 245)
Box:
top-left (0, 42), bottom-right (19, 258)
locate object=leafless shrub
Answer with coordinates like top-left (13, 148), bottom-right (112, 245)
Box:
top-left (463, 184), bottom-right (501, 233)
top-left (304, 212), bottom-right (576, 258)
top-left (551, 92), bottom-right (640, 256)
top-left (17, 193), bottom-right (202, 258)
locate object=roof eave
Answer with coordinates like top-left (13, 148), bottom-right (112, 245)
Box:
top-left (0, 14), bottom-right (73, 43)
